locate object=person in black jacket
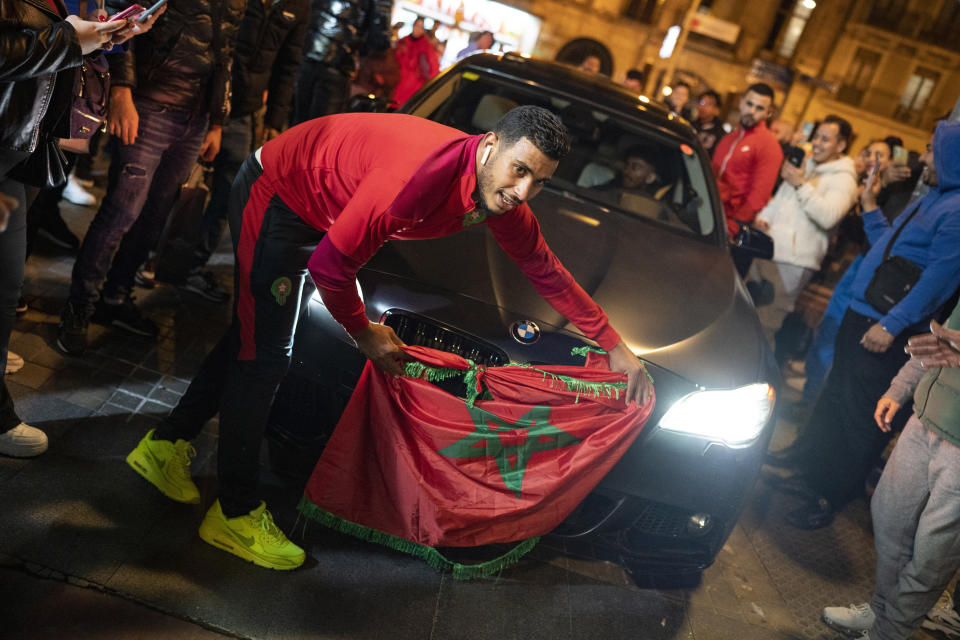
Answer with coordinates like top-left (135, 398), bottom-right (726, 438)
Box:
top-left (292, 0), bottom-right (391, 123)
top-left (168, 0), bottom-right (309, 302)
top-left (57, 0), bottom-right (246, 356)
top-left (0, 0), bottom-right (136, 457)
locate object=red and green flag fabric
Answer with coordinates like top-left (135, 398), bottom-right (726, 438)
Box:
top-left (298, 345), bottom-right (655, 577)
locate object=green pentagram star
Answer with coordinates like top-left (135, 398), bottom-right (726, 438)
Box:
top-left (437, 405), bottom-right (582, 499)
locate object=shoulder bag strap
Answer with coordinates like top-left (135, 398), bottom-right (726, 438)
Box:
top-left (882, 199), bottom-right (923, 262)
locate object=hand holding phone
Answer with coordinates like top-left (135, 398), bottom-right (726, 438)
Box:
top-left (892, 145), bottom-right (909, 167)
top-left (786, 145), bottom-right (805, 168)
top-left (136, 0), bottom-right (167, 23)
top-left (109, 4), bottom-right (144, 21)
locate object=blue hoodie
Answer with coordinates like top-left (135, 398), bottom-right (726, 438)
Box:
top-left (849, 120), bottom-right (960, 337)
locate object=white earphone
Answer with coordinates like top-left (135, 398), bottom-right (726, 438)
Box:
top-left (480, 146), bottom-right (492, 165)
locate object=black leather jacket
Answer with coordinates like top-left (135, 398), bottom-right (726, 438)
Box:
top-left (107, 0), bottom-right (245, 125)
top-left (231, 0), bottom-right (308, 130)
top-left (0, 0), bottom-right (82, 156)
top-left (302, 0), bottom-right (390, 76)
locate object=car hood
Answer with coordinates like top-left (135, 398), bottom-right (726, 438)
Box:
top-left (365, 190), bottom-right (770, 388)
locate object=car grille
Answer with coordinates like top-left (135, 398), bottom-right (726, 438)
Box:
top-left (631, 500), bottom-right (691, 538)
top-left (382, 310), bottom-right (508, 366)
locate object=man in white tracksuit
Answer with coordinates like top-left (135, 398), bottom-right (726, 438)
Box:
top-left (752, 114), bottom-right (859, 344)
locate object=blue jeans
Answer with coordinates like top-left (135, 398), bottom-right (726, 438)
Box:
top-left (192, 113), bottom-right (254, 269)
top-left (870, 417), bottom-right (960, 640)
top-left (69, 99), bottom-right (208, 308)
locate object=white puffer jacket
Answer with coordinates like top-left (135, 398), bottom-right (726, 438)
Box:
top-left (755, 155), bottom-right (858, 270)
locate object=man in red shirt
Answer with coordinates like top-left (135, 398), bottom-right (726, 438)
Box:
top-left (123, 106), bottom-right (652, 570)
top-left (712, 83), bottom-right (782, 243)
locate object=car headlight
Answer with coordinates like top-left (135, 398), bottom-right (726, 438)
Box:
top-left (657, 383), bottom-right (775, 447)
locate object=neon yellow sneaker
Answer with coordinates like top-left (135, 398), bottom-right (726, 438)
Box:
top-left (126, 429), bottom-right (200, 504)
top-left (198, 500), bottom-right (305, 570)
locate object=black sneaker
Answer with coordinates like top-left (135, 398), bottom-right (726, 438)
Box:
top-left (37, 214), bottom-right (80, 251)
top-left (179, 269), bottom-right (229, 303)
top-left (57, 301), bottom-right (90, 355)
top-left (92, 296), bottom-right (158, 338)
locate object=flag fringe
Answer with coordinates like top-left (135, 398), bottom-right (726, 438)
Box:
top-left (297, 497), bottom-right (539, 580)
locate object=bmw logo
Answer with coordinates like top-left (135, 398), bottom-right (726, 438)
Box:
top-left (510, 320), bottom-right (541, 344)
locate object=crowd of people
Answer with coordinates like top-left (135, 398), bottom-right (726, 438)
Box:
top-left (691, 76), bottom-right (960, 640)
top-left (3, 4), bottom-right (960, 638)
top-left (569, 52), bottom-right (960, 639)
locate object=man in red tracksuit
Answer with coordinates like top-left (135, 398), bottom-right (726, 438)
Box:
top-left (123, 106), bottom-right (652, 570)
top-left (712, 82), bottom-right (783, 242)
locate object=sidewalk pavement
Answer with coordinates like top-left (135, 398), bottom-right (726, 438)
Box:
top-left (0, 198), bottom-right (942, 639)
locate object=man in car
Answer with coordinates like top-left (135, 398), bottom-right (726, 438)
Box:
top-left (123, 106), bottom-right (653, 571)
top-left (711, 83), bottom-right (783, 245)
top-left (598, 145), bottom-right (662, 201)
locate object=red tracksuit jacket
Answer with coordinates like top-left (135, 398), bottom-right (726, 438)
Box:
top-left (711, 121), bottom-right (783, 238)
top-left (254, 113), bottom-right (620, 351)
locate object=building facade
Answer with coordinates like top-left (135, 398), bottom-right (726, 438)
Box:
top-left (513, 0), bottom-right (959, 152)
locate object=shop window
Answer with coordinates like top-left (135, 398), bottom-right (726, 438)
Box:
top-left (837, 47), bottom-right (880, 106)
top-left (894, 67), bottom-right (939, 126)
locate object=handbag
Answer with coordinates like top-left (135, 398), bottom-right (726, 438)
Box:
top-left (59, 52), bottom-right (110, 154)
top-left (60, 0), bottom-right (111, 154)
top-left (864, 201), bottom-right (924, 314)
top-left (9, 136), bottom-right (69, 189)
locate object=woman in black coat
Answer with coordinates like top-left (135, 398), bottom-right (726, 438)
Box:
top-left (0, 0), bottom-right (129, 457)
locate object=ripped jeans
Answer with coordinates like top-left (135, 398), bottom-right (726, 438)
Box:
top-left (69, 99), bottom-right (208, 309)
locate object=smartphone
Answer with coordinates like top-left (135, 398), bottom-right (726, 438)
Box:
top-left (786, 144), bottom-right (805, 168)
top-left (109, 3), bottom-right (144, 21)
top-left (136, 0), bottom-right (167, 22)
top-left (800, 121), bottom-right (815, 141)
top-left (892, 144), bottom-right (909, 167)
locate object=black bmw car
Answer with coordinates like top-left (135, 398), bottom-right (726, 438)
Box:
top-left (269, 53), bottom-right (780, 580)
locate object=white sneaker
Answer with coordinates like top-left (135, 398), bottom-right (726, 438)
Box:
top-left (5, 351), bottom-right (24, 375)
top-left (822, 603), bottom-right (875, 636)
top-left (923, 591), bottom-right (960, 638)
top-left (62, 174), bottom-right (96, 206)
top-left (0, 423), bottom-right (48, 457)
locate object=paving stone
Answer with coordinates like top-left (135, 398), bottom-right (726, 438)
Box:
top-left (5, 361), bottom-right (55, 390)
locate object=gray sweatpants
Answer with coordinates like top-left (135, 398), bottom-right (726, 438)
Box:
top-left (869, 416), bottom-right (960, 639)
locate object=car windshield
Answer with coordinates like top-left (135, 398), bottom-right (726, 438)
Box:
top-left (410, 69), bottom-right (717, 239)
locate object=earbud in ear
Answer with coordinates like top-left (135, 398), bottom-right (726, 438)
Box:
top-left (480, 146), bottom-right (491, 165)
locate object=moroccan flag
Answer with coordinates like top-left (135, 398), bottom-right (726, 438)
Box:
top-left (299, 346), bottom-right (654, 573)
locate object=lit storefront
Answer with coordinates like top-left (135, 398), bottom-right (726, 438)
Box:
top-left (392, 0), bottom-right (542, 69)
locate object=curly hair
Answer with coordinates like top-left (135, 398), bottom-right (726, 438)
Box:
top-left (494, 106), bottom-right (571, 160)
